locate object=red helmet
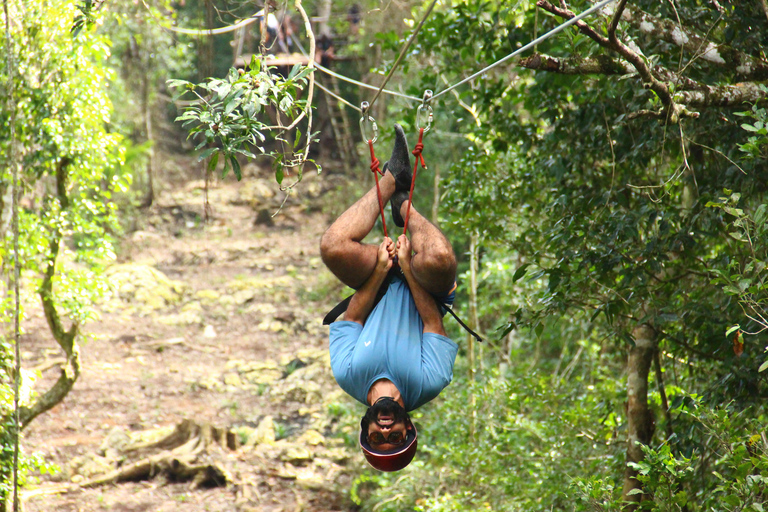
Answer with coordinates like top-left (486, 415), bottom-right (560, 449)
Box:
top-left (359, 422), bottom-right (418, 472)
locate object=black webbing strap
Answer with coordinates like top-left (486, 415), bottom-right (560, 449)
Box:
top-left (323, 270), bottom-right (394, 326)
top-left (441, 305), bottom-right (483, 342)
top-left (322, 295), bottom-right (353, 326)
top-left (322, 271), bottom-right (483, 342)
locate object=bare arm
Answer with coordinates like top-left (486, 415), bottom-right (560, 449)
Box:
top-left (344, 237), bottom-right (395, 325)
top-left (397, 235), bottom-right (447, 336)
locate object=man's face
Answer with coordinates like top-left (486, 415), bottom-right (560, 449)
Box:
top-left (363, 397), bottom-right (411, 451)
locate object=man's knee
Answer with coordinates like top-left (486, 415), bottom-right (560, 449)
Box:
top-left (421, 246), bottom-right (457, 278)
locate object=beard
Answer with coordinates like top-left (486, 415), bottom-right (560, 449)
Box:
top-left (363, 397), bottom-right (410, 428)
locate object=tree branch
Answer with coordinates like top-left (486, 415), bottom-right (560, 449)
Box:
top-left (608, 4), bottom-right (768, 81)
top-left (674, 82), bottom-right (768, 107)
top-left (20, 157), bottom-right (81, 429)
top-left (607, 0), bottom-right (627, 38)
top-left (519, 53), bottom-right (635, 75)
top-left (537, 0), bottom-right (683, 122)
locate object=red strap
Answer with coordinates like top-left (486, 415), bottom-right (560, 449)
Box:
top-left (368, 139), bottom-right (388, 238)
top-left (403, 128), bottom-right (426, 236)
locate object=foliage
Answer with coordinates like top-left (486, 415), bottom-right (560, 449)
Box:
top-left (707, 103), bottom-right (768, 374)
top-left (630, 399), bottom-right (768, 512)
top-left (736, 91), bottom-right (768, 162)
top-left (170, 59), bottom-right (319, 183)
top-left (1, 0), bottom-right (126, 502)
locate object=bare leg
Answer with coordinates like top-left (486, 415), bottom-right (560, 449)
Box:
top-left (320, 173), bottom-right (396, 289)
top-left (399, 200), bottom-right (457, 295)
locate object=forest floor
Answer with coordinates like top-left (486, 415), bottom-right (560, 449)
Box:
top-left (21, 153), bottom-right (364, 512)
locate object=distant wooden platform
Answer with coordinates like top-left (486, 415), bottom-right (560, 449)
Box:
top-left (234, 53), bottom-right (312, 69)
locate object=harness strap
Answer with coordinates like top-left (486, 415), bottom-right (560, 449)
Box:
top-left (441, 305), bottom-right (483, 342)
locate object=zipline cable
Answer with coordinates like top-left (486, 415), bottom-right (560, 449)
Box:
top-left (166, 15), bottom-right (259, 35)
top-left (314, 61), bottom-right (421, 102)
top-left (140, 0), bottom-right (260, 36)
top-left (431, 0), bottom-right (618, 101)
top-left (4, 0), bottom-right (21, 509)
top-left (291, 36), bottom-right (422, 103)
top-left (310, 0), bottom-right (620, 114)
top-left (367, 0), bottom-right (439, 110)
top-left (314, 80), bottom-right (362, 112)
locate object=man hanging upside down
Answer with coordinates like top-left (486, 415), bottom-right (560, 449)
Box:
top-left (319, 124), bottom-right (459, 472)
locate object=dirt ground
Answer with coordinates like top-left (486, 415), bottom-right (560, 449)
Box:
top-left (20, 156), bottom-right (364, 512)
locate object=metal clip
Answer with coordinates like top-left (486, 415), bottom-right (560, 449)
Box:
top-left (359, 101), bottom-right (378, 143)
top-left (416, 90), bottom-right (433, 134)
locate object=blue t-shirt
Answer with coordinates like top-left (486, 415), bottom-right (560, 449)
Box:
top-left (329, 277), bottom-right (459, 411)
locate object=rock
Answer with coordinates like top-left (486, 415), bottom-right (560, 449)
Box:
top-left (195, 289), bottom-right (220, 301)
top-left (226, 276), bottom-right (292, 293)
top-left (322, 447), bottom-right (351, 464)
top-left (203, 325), bottom-right (217, 338)
top-left (296, 429), bottom-right (325, 447)
top-left (245, 416), bottom-right (275, 447)
top-left (236, 360), bottom-right (283, 385)
top-left (105, 264), bottom-right (187, 310)
top-left (235, 178), bottom-right (276, 207)
top-left (157, 309), bottom-right (202, 326)
top-left (223, 373), bottom-right (242, 386)
top-left (99, 427), bottom-right (130, 457)
top-left (70, 453), bottom-right (115, 478)
top-left (279, 444), bottom-right (312, 464)
top-left (224, 359), bottom-right (246, 370)
top-left (272, 380), bottom-right (322, 404)
top-left (275, 463), bottom-right (323, 488)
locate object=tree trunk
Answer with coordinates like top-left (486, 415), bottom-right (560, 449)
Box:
top-left (19, 157), bottom-right (81, 429)
top-left (141, 69), bottom-right (154, 207)
top-left (622, 323), bottom-right (657, 510)
top-left (467, 231), bottom-right (479, 440)
top-left (431, 164), bottom-right (440, 225)
top-left (317, 0), bottom-right (332, 38)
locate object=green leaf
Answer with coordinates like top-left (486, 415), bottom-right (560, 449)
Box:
top-left (167, 79), bottom-right (192, 89)
top-left (725, 325), bottom-right (741, 337)
top-left (229, 155), bottom-right (242, 180)
top-left (198, 147), bottom-right (217, 162)
top-left (513, 263), bottom-right (530, 283)
top-left (294, 128), bottom-right (302, 149)
top-left (222, 153), bottom-right (230, 179)
top-left (224, 100), bottom-right (239, 116)
top-left (759, 361), bottom-right (768, 372)
top-left (274, 154), bottom-right (285, 184)
top-left (279, 95), bottom-right (293, 112)
top-left (207, 151), bottom-right (219, 172)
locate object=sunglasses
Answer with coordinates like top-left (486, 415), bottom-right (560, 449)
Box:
top-left (368, 430), bottom-right (406, 446)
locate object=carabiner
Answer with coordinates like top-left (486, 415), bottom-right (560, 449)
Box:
top-left (416, 90), bottom-right (433, 134)
top-left (359, 101), bottom-right (378, 144)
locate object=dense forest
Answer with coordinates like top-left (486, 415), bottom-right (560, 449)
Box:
top-left (1, 0), bottom-right (767, 510)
